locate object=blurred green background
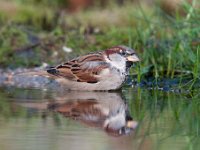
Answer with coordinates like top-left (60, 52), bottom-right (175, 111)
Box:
top-left (0, 0), bottom-right (199, 83)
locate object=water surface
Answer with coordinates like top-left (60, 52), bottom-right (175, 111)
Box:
top-left (0, 87), bottom-right (199, 150)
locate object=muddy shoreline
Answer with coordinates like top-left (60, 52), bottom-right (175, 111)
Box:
top-left (0, 67), bottom-right (62, 90)
top-left (0, 67), bottom-right (198, 94)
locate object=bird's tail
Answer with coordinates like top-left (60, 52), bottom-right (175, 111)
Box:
top-left (15, 70), bottom-right (57, 79)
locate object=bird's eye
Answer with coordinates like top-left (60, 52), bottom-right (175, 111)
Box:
top-left (120, 50), bottom-right (126, 56)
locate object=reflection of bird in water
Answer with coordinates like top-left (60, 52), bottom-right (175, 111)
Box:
top-left (17, 91), bottom-right (138, 136)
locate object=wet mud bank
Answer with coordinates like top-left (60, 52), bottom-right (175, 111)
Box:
top-left (0, 68), bottom-right (61, 90)
top-left (0, 67), bottom-right (199, 94)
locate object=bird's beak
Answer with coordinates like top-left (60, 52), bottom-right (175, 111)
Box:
top-left (126, 54), bottom-right (140, 62)
top-left (126, 121), bottom-right (138, 129)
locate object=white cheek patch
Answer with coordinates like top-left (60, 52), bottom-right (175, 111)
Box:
top-left (107, 54), bottom-right (126, 71)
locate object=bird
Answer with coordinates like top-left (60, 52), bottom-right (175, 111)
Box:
top-left (46, 45), bottom-right (140, 91)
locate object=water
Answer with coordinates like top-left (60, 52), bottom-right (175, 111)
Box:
top-left (0, 87), bottom-right (199, 150)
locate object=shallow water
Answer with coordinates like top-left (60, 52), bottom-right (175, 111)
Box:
top-left (0, 87), bottom-right (199, 150)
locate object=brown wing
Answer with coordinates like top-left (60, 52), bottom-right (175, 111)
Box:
top-left (47, 52), bottom-right (109, 83)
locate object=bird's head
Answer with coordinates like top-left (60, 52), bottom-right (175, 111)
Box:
top-left (104, 45), bottom-right (140, 70)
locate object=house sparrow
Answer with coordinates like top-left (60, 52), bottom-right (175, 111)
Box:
top-left (47, 45), bottom-right (140, 91)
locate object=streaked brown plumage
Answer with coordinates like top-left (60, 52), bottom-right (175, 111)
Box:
top-left (46, 45), bottom-right (140, 91)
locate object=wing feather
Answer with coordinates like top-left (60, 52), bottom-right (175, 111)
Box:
top-left (47, 52), bottom-right (109, 83)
